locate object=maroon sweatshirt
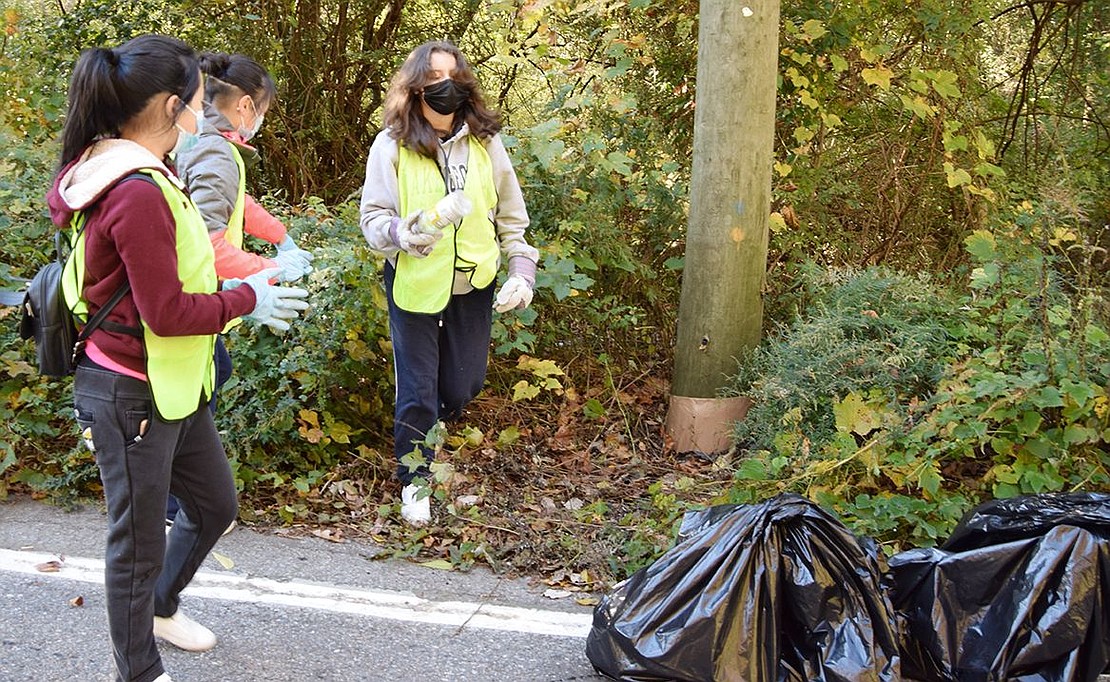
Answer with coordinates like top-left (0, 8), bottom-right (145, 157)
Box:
top-left (47, 140), bottom-right (256, 376)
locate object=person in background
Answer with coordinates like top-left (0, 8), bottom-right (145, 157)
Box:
top-left (49, 34), bottom-right (308, 681)
top-left (359, 40), bottom-right (539, 526)
top-left (170, 51), bottom-right (314, 528)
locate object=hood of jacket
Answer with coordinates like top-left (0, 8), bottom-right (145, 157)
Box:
top-left (47, 138), bottom-right (181, 228)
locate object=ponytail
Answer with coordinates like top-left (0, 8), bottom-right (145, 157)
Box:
top-left (59, 34), bottom-right (200, 169)
top-left (199, 51), bottom-right (276, 108)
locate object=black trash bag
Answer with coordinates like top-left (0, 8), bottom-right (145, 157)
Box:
top-left (585, 494), bottom-right (902, 681)
top-left (886, 492), bottom-right (1110, 682)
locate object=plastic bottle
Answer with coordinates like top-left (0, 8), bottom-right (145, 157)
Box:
top-left (417, 190), bottom-right (472, 232)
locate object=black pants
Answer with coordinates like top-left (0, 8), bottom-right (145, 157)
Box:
top-left (75, 360), bottom-right (237, 682)
top-left (166, 335), bottom-right (232, 522)
top-left (385, 263), bottom-right (494, 484)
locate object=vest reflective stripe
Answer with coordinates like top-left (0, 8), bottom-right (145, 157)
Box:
top-left (65, 169), bottom-right (216, 421)
top-left (393, 137), bottom-right (499, 314)
top-left (224, 141), bottom-right (247, 248)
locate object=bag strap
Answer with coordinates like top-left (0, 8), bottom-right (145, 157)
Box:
top-left (77, 281), bottom-right (132, 341)
top-left (70, 172), bottom-right (160, 342)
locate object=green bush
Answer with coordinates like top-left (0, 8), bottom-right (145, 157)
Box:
top-left (728, 214), bottom-right (1110, 551)
top-left (729, 264), bottom-right (959, 456)
top-left (215, 199), bottom-right (396, 519)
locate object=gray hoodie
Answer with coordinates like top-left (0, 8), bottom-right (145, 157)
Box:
top-left (359, 124), bottom-right (538, 293)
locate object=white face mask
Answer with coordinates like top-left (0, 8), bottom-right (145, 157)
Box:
top-left (172, 104), bottom-right (204, 156)
top-left (238, 99), bottom-right (263, 141)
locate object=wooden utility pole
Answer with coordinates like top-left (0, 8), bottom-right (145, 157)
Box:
top-left (665, 0), bottom-right (780, 453)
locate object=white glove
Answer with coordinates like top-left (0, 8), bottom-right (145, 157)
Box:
top-left (274, 235), bottom-right (315, 282)
top-left (494, 275), bottom-right (534, 313)
top-left (223, 268), bottom-right (310, 332)
top-left (395, 210), bottom-right (443, 258)
top-left (273, 248), bottom-right (313, 282)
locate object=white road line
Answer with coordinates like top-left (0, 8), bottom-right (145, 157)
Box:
top-left (0, 548), bottom-right (593, 639)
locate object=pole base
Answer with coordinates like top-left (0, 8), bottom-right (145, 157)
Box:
top-left (665, 395), bottom-right (751, 455)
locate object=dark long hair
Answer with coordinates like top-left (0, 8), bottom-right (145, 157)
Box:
top-left (198, 51), bottom-right (276, 109)
top-left (382, 41), bottom-right (501, 159)
top-left (59, 34), bottom-right (200, 169)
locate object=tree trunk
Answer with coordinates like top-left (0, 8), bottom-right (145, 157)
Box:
top-left (666, 0), bottom-right (780, 454)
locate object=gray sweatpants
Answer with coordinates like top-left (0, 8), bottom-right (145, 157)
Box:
top-left (74, 361), bottom-right (238, 682)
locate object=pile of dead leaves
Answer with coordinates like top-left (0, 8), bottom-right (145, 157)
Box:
top-left (249, 357), bottom-right (736, 593)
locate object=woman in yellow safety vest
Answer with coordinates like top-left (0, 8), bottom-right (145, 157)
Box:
top-left (170, 51), bottom-right (314, 528)
top-left (47, 34), bottom-right (308, 682)
top-left (359, 41), bottom-right (539, 526)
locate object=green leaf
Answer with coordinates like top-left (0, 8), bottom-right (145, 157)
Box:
top-left (832, 392), bottom-right (881, 435)
top-left (583, 398), bottom-right (605, 420)
top-left (930, 70), bottom-right (961, 98)
top-left (943, 133), bottom-right (969, 153)
top-left (512, 380), bottom-right (541, 402)
top-left (1062, 379), bottom-right (1096, 407)
top-left (419, 559), bottom-right (455, 571)
top-left (918, 462), bottom-right (942, 497)
top-left (496, 426), bottom-right (520, 446)
top-left (802, 19), bottom-right (828, 41)
top-left (973, 162), bottom-right (1005, 179)
top-left (964, 230), bottom-right (997, 260)
top-left (429, 461), bottom-right (454, 484)
top-left (944, 162), bottom-right (972, 188)
top-left (460, 426), bottom-right (484, 447)
top-left (969, 263), bottom-right (999, 289)
top-left (861, 65), bottom-right (893, 90)
top-left (786, 67), bottom-right (810, 88)
top-left (604, 150), bottom-right (633, 177)
top-left (530, 137), bottom-right (566, 169)
top-left (400, 450), bottom-right (425, 473)
top-left (519, 357), bottom-right (565, 378)
top-left (605, 55), bottom-right (632, 78)
top-left (901, 95), bottom-right (936, 120)
top-left (1016, 410), bottom-right (1043, 436)
top-left (1085, 324), bottom-right (1110, 345)
top-left (327, 420), bottom-right (353, 444)
top-left (1031, 387), bottom-right (1063, 408)
top-left (735, 457), bottom-right (769, 481)
top-left (1064, 424), bottom-right (1094, 444)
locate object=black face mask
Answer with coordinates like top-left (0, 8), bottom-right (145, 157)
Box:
top-left (422, 78), bottom-right (469, 116)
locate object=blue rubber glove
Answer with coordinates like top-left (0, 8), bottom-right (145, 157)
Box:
top-left (223, 268), bottom-right (310, 332)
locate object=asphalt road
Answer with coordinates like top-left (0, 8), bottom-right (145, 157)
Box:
top-left (0, 496), bottom-right (607, 682)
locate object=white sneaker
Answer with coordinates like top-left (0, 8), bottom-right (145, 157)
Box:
top-left (153, 674), bottom-right (173, 682)
top-left (153, 610), bottom-right (217, 651)
top-left (401, 484), bottom-right (431, 526)
top-left (222, 519), bottom-right (237, 536)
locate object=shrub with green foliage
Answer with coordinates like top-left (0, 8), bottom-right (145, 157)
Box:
top-left (213, 200), bottom-right (397, 518)
top-left (728, 214), bottom-right (1110, 551)
top-left (729, 264), bottom-right (959, 456)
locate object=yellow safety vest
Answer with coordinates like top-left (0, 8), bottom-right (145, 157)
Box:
top-left (394, 137), bottom-right (499, 314)
top-left (63, 169), bottom-right (217, 421)
top-left (223, 141), bottom-right (247, 248)
top-left (220, 141), bottom-right (247, 332)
